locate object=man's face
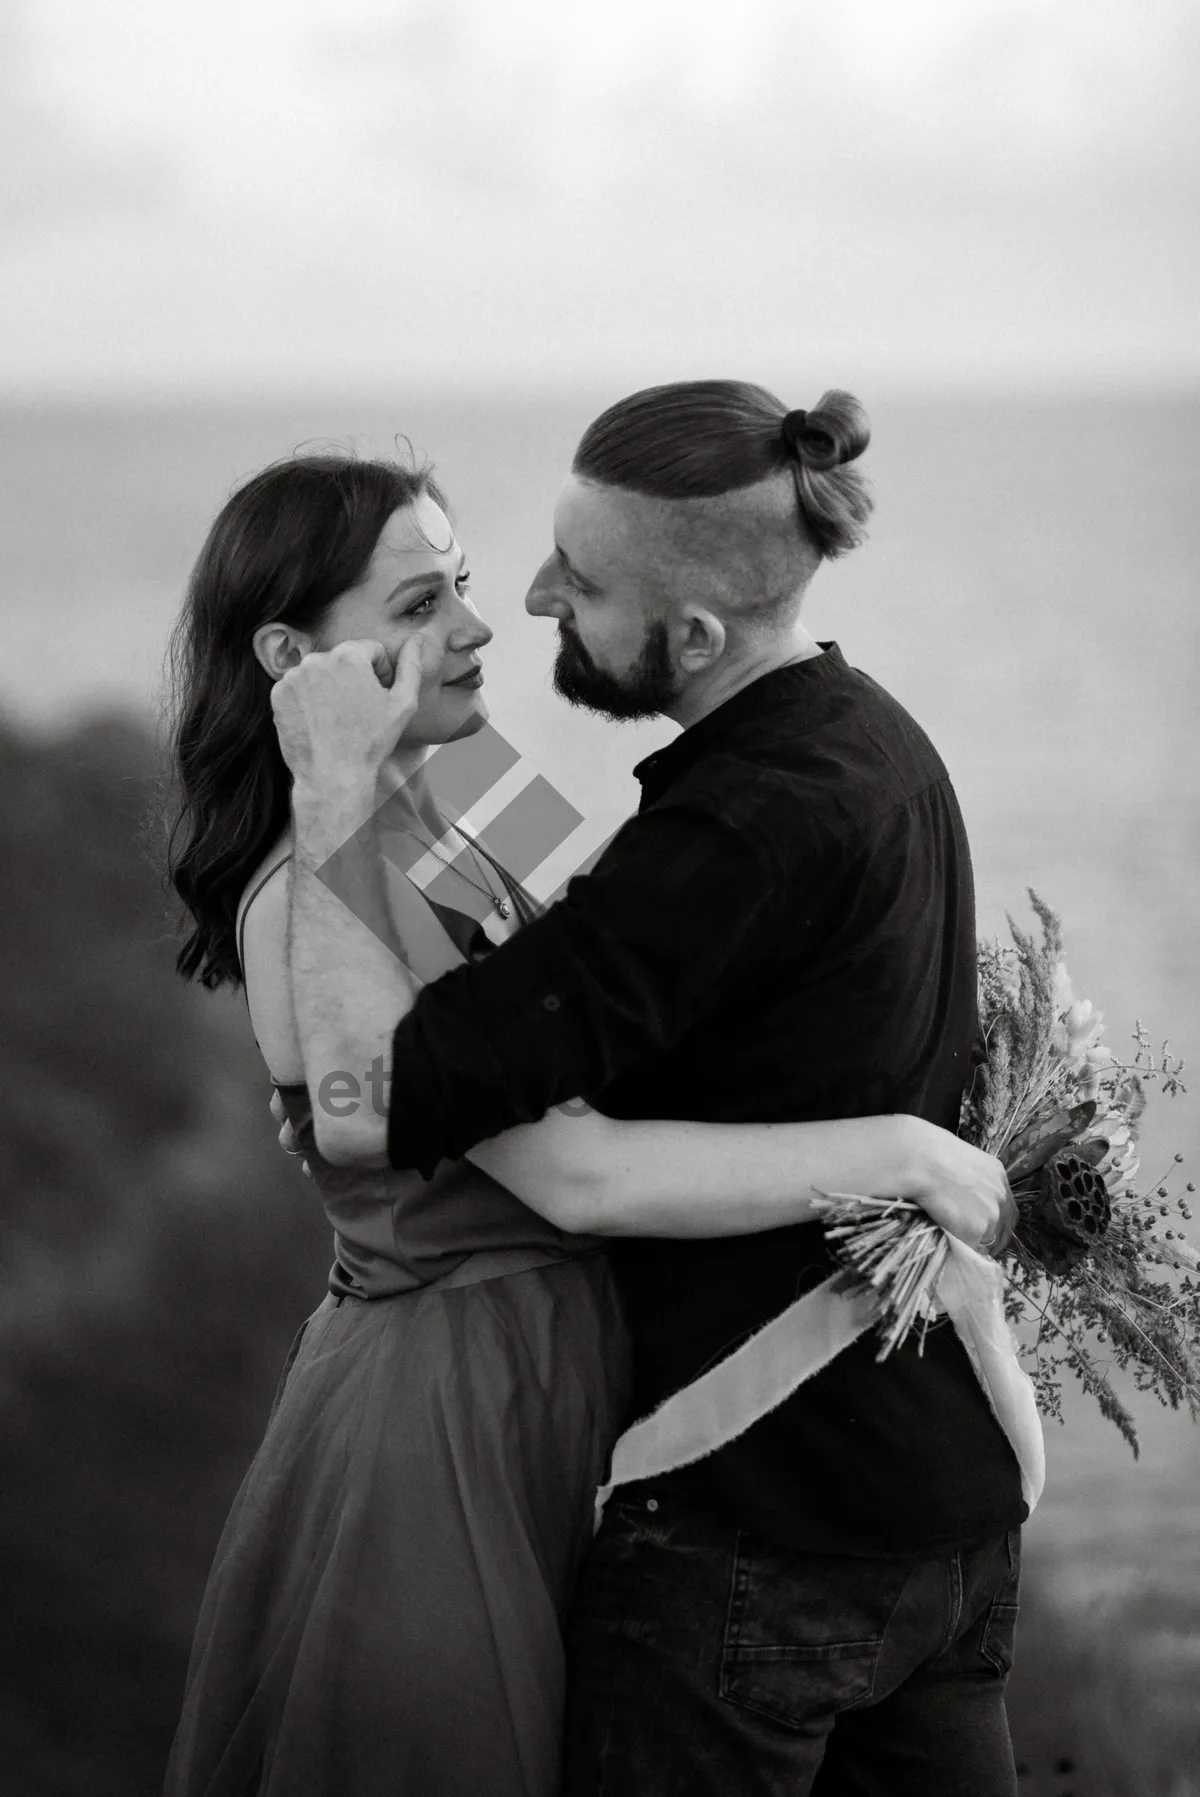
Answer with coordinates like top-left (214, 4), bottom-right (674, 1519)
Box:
top-left (524, 475), bottom-right (682, 721)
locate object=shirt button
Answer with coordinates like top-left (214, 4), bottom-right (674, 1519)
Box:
top-left (646, 1498), bottom-right (659, 1512)
top-left (543, 994), bottom-right (561, 1012)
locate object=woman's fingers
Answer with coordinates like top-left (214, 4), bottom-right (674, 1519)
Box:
top-left (981, 1183), bottom-right (1020, 1256)
top-left (911, 1126), bottom-right (1013, 1251)
top-left (268, 1087), bottom-right (312, 1176)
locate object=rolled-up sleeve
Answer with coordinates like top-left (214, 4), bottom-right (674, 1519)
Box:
top-left (386, 797), bottom-right (783, 1175)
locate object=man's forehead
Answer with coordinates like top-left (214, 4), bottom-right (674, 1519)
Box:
top-left (555, 469), bottom-right (801, 560)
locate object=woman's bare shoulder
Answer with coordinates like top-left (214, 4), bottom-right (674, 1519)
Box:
top-left (238, 827), bottom-right (303, 1082)
top-left (236, 826), bottom-right (295, 942)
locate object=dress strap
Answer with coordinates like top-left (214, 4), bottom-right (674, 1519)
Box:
top-left (236, 854), bottom-right (294, 984)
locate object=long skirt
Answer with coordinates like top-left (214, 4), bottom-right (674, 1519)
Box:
top-left (164, 1251), bottom-right (630, 1797)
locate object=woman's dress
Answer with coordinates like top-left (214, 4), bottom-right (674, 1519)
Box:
top-left (164, 853), bottom-right (631, 1797)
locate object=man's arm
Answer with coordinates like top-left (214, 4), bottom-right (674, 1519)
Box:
top-left (269, 635), bottom-right (431, 1167)
top-left (386, 786), bottom-right (795, 1176)
top-left (288, 797), bottom-right (419, 1168)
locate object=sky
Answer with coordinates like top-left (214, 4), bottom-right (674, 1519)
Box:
top-left (2, 0), bottom-right (1197, 395)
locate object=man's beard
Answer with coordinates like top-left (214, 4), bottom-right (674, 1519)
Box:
top-left (552, 620), bottom-right (678, 721)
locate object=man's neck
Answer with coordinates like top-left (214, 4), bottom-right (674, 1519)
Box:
top-left (663, 623), bottom-right (824, 732)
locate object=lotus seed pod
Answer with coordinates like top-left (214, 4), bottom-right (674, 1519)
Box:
top-left (1026, 1154), bottom-right (1112, 1273)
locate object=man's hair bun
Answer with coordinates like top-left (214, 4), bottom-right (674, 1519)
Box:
top-left (573, 379), bottom-right (873, 560)
top-left (781, 392), bottom-right (870, 474)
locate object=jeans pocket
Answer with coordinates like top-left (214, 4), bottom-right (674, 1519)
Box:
top-left (979, 1530), bottom-right (1021, 1677)
top-left (719, 1533), bottom-right (912, 1731)
top-left (980, 1602), bottom-right (1019, 1677)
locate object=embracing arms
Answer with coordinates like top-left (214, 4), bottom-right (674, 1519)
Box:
top-left (280, 819), bottom-right (1007, 1247)
top-left (280, 822), bottom-right (1007, 1246)
top-left (271, 642), bottom-right (1012, 1252)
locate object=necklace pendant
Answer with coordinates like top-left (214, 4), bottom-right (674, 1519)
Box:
top-left (495, 897), bottom-right (511, 919)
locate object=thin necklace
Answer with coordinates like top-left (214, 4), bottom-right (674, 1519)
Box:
top-left (396, 824), bottom-right (512, 919)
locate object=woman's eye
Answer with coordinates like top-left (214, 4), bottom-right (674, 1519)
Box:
top-left (455, 570), bottom-right (472, 591)
top-left (407, 593), bottom-right (438, 617)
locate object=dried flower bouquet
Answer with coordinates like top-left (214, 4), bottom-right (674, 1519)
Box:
top-left (811, 893), bottom-right (1196, 1452)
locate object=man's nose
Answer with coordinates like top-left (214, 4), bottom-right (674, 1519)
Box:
top-left (525, 558), bottom-right (573, 620)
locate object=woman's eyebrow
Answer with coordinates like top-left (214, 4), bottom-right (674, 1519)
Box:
top-left (383, 548), bottom-right (467, 605)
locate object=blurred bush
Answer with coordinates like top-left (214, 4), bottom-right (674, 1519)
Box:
top-left (2, 708), bottom-right (1195, 1796)
top-left (1008, 1570), bottom-right (1200, 1796)
top-left (0, 711), bottom-right (328, 1795)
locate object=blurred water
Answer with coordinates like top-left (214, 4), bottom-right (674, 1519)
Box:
top-left (2, 393), bottom-right (1198, 1602)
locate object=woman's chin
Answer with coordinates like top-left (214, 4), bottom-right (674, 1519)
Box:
top-left (400, 692), bottom-right (490, 751)
top-left (443, 694), bottom-right (490, 742)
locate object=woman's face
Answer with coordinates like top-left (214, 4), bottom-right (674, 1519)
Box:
top-left (310, 494), bottom-right (493, 747)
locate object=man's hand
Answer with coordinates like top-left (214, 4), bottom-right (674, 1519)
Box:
top-left (905, 1120), bottom-right (1018, 1255)
top-left (269, 1087), bottom-right (312, 1179)
top-left (270, 637), bottom-right (434, 858)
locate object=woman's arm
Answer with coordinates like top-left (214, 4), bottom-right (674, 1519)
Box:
top-left (282, 801), bottom-right (1007, 1248)
top-left (287, 855), bottom-right (1007, 1249)
top-left (468, 1106), bottom-right (1009, 1249)
top-left (284, 798), bottom-right (1007, 1250)
top-left (270, 650), bottom-right (1008, 1250)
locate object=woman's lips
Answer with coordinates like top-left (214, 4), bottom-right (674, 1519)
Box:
top-left (444, 667), bottom-right (484, 689)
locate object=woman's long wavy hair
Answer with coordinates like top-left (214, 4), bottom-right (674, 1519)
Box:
top-left (165, 451), bottom-right (448, 990)
top-left (573, 381), bottom-right (872, 558)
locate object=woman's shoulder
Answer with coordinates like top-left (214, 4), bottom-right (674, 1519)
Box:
top-left (237, 827), bottom-right (303, 1082)
top-left (236, 827), bottom-right (295, 950)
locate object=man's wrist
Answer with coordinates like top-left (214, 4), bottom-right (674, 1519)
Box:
top-left (291, 771), bottom-right (380, 866)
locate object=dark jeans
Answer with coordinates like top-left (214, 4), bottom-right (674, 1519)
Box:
top-left (563, 1491), bottom-right (1021, 1797)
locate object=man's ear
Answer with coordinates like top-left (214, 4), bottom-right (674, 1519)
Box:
top-left (676, 608), bottom-right (726, 677)
top-left (252, 622), bottom-right (312, 680)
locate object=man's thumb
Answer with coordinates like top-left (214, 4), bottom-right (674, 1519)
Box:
top-left (363, 640), bottom-right (396, 689)
top-left (389, 635), bottom-right (431, 714)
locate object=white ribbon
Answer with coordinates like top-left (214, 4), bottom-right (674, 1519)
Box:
top-left (595, 1241), bottom-right (1044, 1530)
top-left (933, 1236), bottom-right (1045, 1513)
top-left (594, 1276), bottom-right (879, 1529)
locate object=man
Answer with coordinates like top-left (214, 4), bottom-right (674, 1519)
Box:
top-left (274, 381), bottom-right (1025, 1795)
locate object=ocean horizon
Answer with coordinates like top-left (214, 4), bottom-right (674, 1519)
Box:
top-left (3, 389), bottom-right (1198, 1596)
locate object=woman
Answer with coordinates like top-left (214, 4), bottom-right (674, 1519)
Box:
top-left (163, 450), bottom-right (1007, 1797)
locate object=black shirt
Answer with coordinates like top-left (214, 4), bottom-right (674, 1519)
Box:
top-left (387, 645), bottom-right (1026, 1553)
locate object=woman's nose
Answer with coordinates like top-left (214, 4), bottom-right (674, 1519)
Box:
top-left (450, 596), bottom-right (493, 649)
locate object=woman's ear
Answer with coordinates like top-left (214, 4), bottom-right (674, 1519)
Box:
top-left (252, 621), bottom-right (311, 681)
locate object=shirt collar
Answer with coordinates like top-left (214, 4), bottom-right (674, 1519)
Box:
top-left (633, 642), bottom-right (850, 799)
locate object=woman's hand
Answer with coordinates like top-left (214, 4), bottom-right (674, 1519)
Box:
top-left (270, 1087), bottom-right (312, 1178)
top-left (902, 1118), bottom-right (1017, 1254)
